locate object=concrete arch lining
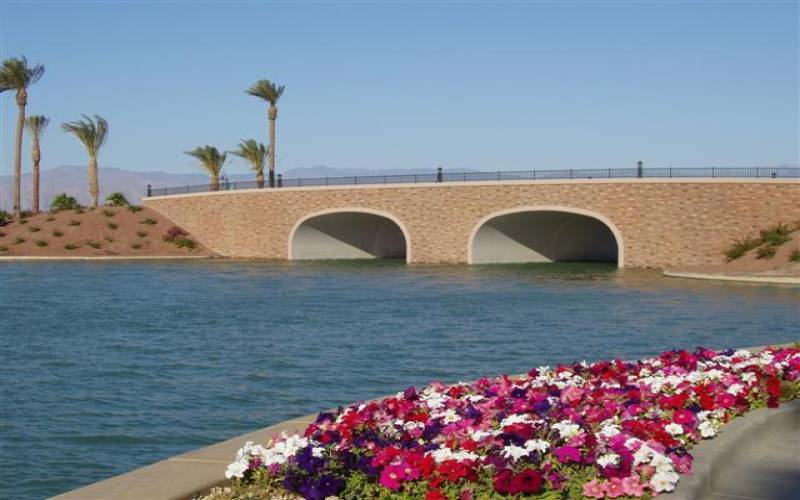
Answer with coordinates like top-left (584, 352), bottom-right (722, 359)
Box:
top-left (288, 208), bottom-right (413, 263)
top-left (466, 206), bottom-right (625, 267)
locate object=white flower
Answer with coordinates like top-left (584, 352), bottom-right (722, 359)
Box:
top-left (650, 470), bottom-right (680, 492)
top-left (470, 429), bottom-right (495, 441)
top-left (665, 423), bottom-right (684, 436)
top-left (312, 447), bottom-right (325, 458)
top-left (499, 414), bottom-right (536, 427)
top-left (552, 420), bottom-right (581, 439)
top-left (726, 384), bottom-right (744, 395)
top-left (421, 391), bottom-right (447, 409)
top-left (224, 460), bottom-right (248, 479)
top-left (596, 453), bottom-right (620, 467)
top-left (465, 394), bottom-right (485, 403)
top-left (501, 445), bottom-right (530, 461)
top-left (741, 372), bottom-right (757, 384)
top-left (633, 444), bottom-right (655, 466)
top-left (440, 408), bottom-right (460, 424)
top-left (524, 439), bottom-right (550, 453)
top-left (698, 420), bottom-right (717, 438)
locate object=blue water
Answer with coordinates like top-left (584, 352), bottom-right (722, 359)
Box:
top-left (1, 261), bottom-right (798, 499)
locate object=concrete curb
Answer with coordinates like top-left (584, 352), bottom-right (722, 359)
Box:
top-left (663, 270), bottom-right (800, 285)
top-left (0, 255), bottom-right (213, 262)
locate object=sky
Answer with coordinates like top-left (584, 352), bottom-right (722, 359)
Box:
top-left (1, 0), bottom-right (798, 177)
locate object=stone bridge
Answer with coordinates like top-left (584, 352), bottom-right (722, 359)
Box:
top-left (142, 178), bottom-right (799, 268)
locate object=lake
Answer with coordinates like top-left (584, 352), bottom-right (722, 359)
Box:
top-left (1, 261), bottom-right (797, 499)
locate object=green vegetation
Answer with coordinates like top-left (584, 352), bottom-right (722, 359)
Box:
top-left (0, 56), bottom-right (45, 218)
top-left (127, 204), bottom-right (143, 213)
top-left (87, 241), bottom-right (102, 249)
top-left (102, 209), bottom-right (115, 217)
top-left (14, 237), bottom-right (25, 244)
top-left (140, 218), bottom-right (157, 225)
top-left (790, 248), bottom-right (800, 263)
top-left (136, 231), bottom-right (148, 238)
top-left (25, 115), bottom-right (50, 214)
top-left (107, 222), bottom-right (118, 230)
top-left (724, 236), bottom-right (760, 261)
top-left (35, 240), bottom-right (47, 247)
top-left (173, 237), bottom-right (197, 250)
top-left (0, 245), bottom-right (7, 252)
top-left (756, 246), bottom-right (776, 259)
top-left (18, 219), bottom-right (28, 225)
top-left (0, 230), bottom-right (5, 237)
top-left (52, 230), bottom-right (63, 237)
top-left (105, 192), bottom-right (129, 206)
top-left (130, 242), bottom-right (142, 250)
top-left (760, 223), bottom-right (792, 247)
top-left (46, 215), bottom-right (55, 222)
top-left (50, 193), bottom-right (81, 211)
top-left (246, 79), bottom-right (285, 188)
top-left (64, 243), bottom-right (78, 250)
top-left (103, 236), bottom-right (114, 243)
top-left (163, 226), bottom-right (197, 250)
top-left (230, 139), bottom-right (268, 188)
top-left (28, 225), bottom-right (41, 232)
top-left (61, 114), bottom-right (108, 208)
top-left (0, 210), bottom-right (11, 225)
top-left (67, 220), bottom-right (81, 227)
top-left (184, 145), bottom-right (226, 191)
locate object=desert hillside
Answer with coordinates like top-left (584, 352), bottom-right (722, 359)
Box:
top-left (0, 205), bottom-right (212, 257)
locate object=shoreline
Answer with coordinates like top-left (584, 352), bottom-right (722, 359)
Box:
top-left (663, 270), bottom-right (800, 285)
top-left (0, 255), bottom-right (214, 262)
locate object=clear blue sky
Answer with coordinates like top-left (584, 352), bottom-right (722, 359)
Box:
top-left (1, 1), bottom-right (798, 176)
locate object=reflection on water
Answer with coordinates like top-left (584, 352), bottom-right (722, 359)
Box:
top-left (0, 260), bottom-right (797, 499)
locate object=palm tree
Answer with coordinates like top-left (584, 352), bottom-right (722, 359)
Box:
top-left (229, 139), bottom-right (268, 188)
top-left (246, 79), bottom-right (284, 187)
top-left (0, 56), bottom-right (45, 218)
top-left (61, 115), bottom-right (108, 208)
top-left (185, 146), bottom-right (226, 191)
top-left (25, 115), bottom-right (49, 214)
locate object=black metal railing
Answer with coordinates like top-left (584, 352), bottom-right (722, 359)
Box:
top-left (146, 166), bottom-right (799, 197)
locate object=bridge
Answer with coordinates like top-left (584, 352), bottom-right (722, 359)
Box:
top-left (142, 168), bottom-right (799, 268)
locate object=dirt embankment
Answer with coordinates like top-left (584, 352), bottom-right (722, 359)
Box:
top-left (0, 206), bottom-right (212, 257)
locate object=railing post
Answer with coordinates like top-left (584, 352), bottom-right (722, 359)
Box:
top-left (436, 167), bottom-right (443, 183)
top-left (637, 161), bottom-right (643, 178)
top-left (414, 174), bottom-right (418, 183)
top-left (608, 168), bottom-right (611, 178)
top-left (569, 169), bottom-right (573, 179)
top-left (533, 170), bottom-right (536, 180)
top-left (146, 184), bottom-right (151, 197)
top-left (669, 167), bottom-right (672, 178)
top-left (277, 174), bottom-right (283, 188)
top-left (712, 167), bottom-right (716, 178)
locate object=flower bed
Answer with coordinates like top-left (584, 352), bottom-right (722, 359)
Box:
top-left (221, 346), bottom-right (799, 499)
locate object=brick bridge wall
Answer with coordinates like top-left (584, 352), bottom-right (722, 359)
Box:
top-left (143, 179), bottom-right (800, 268)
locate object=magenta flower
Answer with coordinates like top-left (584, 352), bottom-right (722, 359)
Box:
top-left (554, 446), bottom-right (581, 464)
top-left (379, 464), bottom-right (406, 490)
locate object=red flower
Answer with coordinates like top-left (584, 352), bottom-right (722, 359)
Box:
top-left (508, 469), bottom-right (544, 495)
top-left (426, 490), bottom-right (447, 500)
top-left (493, 469), bottom-right (514, 494)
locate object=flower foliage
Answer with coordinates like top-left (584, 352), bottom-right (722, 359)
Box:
top-left (226, 346), bottom-right (799, 499)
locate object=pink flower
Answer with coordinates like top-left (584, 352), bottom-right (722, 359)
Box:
top-left (606, 477), bottom-right (625, 498)
top-left (554, 446), bottom-right (581, 464)
top-left (717, 393), bottom-right (736, 408)
top-left (379, 464), bottom-right (407, 490)
top-left (673, 409), bottom-right (695, 426)
top-left (583, 479), bottom-right (607, 498)
top-left (621, 476), bottom-right (646, 497)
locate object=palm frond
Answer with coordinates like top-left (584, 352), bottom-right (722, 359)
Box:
top-left (61, 115), bottom-right (108, 156)
top-left (25, 115), bottom-right (50, 139)
top-left (0, 56), bottom-right (45, 93)
top-left (228, 139), bottom-right (267, 173)
top-left (245, 79), bottom-right (285, 105)
top-left (184, 145), bottom-right (226, 176)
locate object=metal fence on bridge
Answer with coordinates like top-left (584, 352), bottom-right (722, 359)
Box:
top-left (146, 166), bottom-right (800, 197)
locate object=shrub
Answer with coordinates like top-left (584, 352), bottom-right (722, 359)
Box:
top-left (140, 218), bottom-right (157, 225)
top-left (0, 245), bottom-right (7, 252)
top-left (760, 223), bottom-right (793, 247)
top-left (105, 192), bottom-right (129, 207)
top-left (64, 243), bottom-right (79, 250)
top-left (756, 246), bottom-right (776, 259)
top-left (173, 237), bottom-right (197, 250)
top-left (0, 231), bottom-right (5, 238)
top-left (50, 193), bottom-right (81, 211)
top-left (28, 226), bottom-right (41, 232)
top-left (74, 208), bottom-right (85, 214)
top-left (790, 248), bottom-right (800, 263)
top-left (127, 205), bottom-right (143, 213)
top-left (19, 219), bottom-right (28, 225)
top-left (46, 215), bottom-right (55, 222)
top-left (724, 236), bottom-right (760, 262)
top-left (35, 240), bottom-right (48, 247)
top-left (130, 243), bottom-right (142, 250)
top-left (67, 220), bottom-right (81, 227)
top-left (86, 241), bottom-right (102, 249)
top-left (14, 237), bottom-right (25, 245)
top-left (103, 236), bottom-right (114, 243)
top-left (103, 209), bottom-right (115, 217)
top-left (136, 231), bottom-right (148, 238)
top-left (20, 210), bottom-right (32, 218)
top-left (52, 230), bottom-right (63, 237)
top-left (107, 222), bottom-right (118, 230)
top-left (163, 226), bottom-right (188, 242)
top-left (0, 210), bottom-right (11, 226)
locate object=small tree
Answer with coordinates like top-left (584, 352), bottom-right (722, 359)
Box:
top-left (106, 192), bottom-right (129, 206)
top-left (246, 79), bottom-right (285, 187)
top-left (229, 139), bottom-right (268, 188)
top-left (184, 146), bottom-right (226, 191)
top-left (50, 193), bottom-right (81, 211)
top-left (25, 115), bottom-right (49, 214)
top-left (61, 114), bottom-right (108, 208)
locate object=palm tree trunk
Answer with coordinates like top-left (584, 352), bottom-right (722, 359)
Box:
top-left (31, 136), bottom-right (40, 214)
top-left (211, 174), bottom-right (220, 191)
top-left (88, 154), bottom-right (99, 207)
top-left (13, 99), bottom-right (26, 219)
top-left (256, 171), bottom-right (264, 189)
top-left (268, 105), bottom-right (277, 188)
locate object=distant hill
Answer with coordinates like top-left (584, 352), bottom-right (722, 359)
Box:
top-left (0, 165), bottom-right (476, 210)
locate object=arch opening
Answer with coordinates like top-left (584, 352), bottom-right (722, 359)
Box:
top-left (290, 210), bottom-right (409, 261)
top-left (469, 209), bottom-right (621, 266)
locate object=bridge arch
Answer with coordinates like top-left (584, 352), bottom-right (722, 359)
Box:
top-left (288, 208), bottom-right (412, 263)
top-left (467, 206), bottom-right (625, 267)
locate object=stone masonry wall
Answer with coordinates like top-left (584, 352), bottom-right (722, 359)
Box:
top-left (143, 179), bottom-right (800, 268)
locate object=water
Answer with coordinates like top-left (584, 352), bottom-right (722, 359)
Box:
top-left (1, 261), bottom-right (798, 499)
